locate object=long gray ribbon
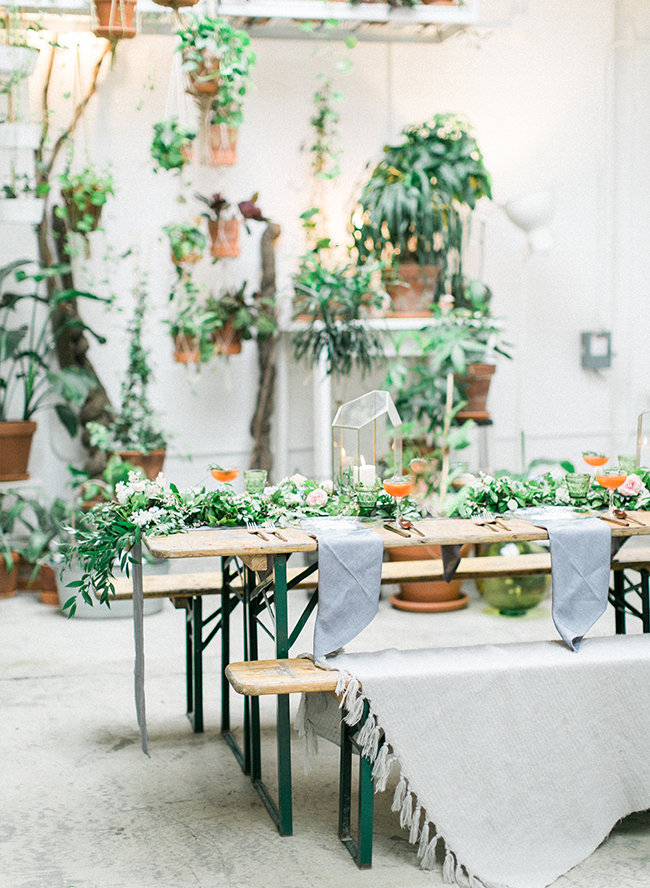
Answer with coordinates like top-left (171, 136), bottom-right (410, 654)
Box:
top-left (132, 540), bottom-right (149, 757)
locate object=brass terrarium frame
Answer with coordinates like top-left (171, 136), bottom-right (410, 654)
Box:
top-left (331, 390), bottom-right (402, 488)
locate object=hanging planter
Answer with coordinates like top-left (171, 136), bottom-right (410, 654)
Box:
top-left (213, 319), bottom-right (243, 356)
top-left (152, 0), bottom-right (199, 7)
top-left (114, 449), bottom-right (166, 480)
top-left (208, 218), bottom-right (240, 259)
top-left (176, 16), bottom-right (256, 102)
top-left (93, 0), bottom-right (137, 40)
top-left (173, 335), bottom-right (202, 364)
top-left (164, 221), bottom-right (207, 267)
top-left (58, 166), bottom-right (114, 236)
top-left (208, 123), bottom-right (238, 166)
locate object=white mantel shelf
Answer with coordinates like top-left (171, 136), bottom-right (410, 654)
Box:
top-left (18, 1), bottom-right (478, 44)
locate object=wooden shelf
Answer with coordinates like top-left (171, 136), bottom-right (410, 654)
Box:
top-left (19, 0), bottom-right (478, 44)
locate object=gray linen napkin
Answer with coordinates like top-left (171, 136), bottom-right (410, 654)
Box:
top-left (441, 544), bottom-right (462, 582)
top-left (313, 529), bottom-right (384, 661)
top-left (536, 518), bottom-right (612, 651)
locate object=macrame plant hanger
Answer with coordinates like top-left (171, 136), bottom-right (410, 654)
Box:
top-left (166, 46), bottom-right (196, 183)
top-left (63, 43), bottom-right (95, 259)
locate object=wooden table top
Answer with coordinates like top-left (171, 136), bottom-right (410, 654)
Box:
top-left (145, 512), bottom-right (650, 559)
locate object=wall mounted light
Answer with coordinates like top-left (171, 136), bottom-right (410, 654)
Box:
top-left (503, 191), bottom-right (554, 253)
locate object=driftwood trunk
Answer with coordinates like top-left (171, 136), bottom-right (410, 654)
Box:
top-left (249, 222), bottom-right (280, 477)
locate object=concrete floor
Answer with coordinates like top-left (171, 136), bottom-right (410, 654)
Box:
top-left (3, 563), bottom-right (650, 888)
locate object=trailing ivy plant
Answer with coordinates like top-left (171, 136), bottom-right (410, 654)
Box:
top-left (87, 279), bottom-right (166, 455)
top-left (164, 221), bottom-right (207, 266)
top-left (56, 165), bottom-right (114, 235)
top-left (176, 15), bottom-right (256, 128)
top-left (151, 119), bottom-right (196, 173)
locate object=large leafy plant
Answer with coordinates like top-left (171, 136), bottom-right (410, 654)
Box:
top-left (292, 237), bottom-right (386, 377)
top-left (352, 113), bottom-right (491, 293)
top-left (0, 260), bottom-right (104, 433)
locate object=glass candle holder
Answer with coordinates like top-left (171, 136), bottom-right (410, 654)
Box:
top-left (565, 472), bottom-right (591, 505)
top-left (244, 470), bottom-right (267, 495)
top-left (356, 486), bottom-right (379, 516)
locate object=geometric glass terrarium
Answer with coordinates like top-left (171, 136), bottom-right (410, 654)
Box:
top-left (332, 390), bottom-right (402, 490)
top-left (636, 410), bottom-right (650, 468)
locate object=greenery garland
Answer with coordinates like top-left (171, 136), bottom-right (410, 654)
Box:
top-left (452, 469), bottom-right (650, 517)
top-left (62, 472), bottom-right (415, 615)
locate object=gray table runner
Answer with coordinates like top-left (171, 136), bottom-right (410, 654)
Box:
top-left (536, 517), bottom-right (612, 651)
top-left (313, 529), bottom-right (384, 661)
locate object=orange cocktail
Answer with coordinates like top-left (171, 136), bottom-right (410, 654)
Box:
top-left (596, 469), bottom-right (627, 514)
top-left (211, 467), bottom-right (240, 483)
top-left (583, 452), bottom-right (608, 468)
top-left (383, 475), bottom-right (413, 521)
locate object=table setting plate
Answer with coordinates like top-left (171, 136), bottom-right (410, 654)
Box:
top-left (507, 506), bottom-right (596, 521)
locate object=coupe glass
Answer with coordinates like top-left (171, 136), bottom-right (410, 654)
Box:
top-left (595, 467), bottom-right (627, 515)
top-left (382, 475), bottom-right (414, 522)
top-left (583, 452), bottom-right (608, 469)
top-left (210, 467), bottom-right (239, 483)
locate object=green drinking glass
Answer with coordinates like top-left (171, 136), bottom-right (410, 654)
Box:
top-left (356, 486), bottom-right (379, 516)
top-left (618, 456), bottom-right (637, 474)
top-left (565, 472), bottom-right (591, 505)
top-left (244, 470), bottom-right (267, 494)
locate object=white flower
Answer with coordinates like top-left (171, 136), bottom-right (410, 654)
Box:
top-left (289, 473), bottom-right (308, 486)
top-left (127, 472), bottom-right (147, 494)
top-left (321, 480), bottom-right (334, 494)
top-left (555, 487), bottom-right (571, 505)
top-left (115, 481), bottom-right (131, 505)
top-left (132, 506), bottom-right (166, 527)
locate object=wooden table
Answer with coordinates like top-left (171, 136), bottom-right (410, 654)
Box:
top-left (143, 515), bottom-right (650, 837)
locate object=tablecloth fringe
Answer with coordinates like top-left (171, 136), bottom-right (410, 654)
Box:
top-left (333, 668), bottom-right (510, 888)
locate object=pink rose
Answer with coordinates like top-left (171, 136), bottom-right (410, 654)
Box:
top-left (306, 488), bottom-right (328, 506)
top-left (618, 474), bottom-right (646, 497)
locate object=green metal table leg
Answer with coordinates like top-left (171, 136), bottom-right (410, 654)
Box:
top-left (187, 595), bottom-right (204, 732)
top-left (641, 569), bottom-right (650, 633)
top-left (338, 703), bottom-right (374, 868)
top-left (614, 571), bottom-right (626, 635)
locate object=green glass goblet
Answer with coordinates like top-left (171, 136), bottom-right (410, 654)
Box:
top-left (356, 486), bottom-right (379, 517)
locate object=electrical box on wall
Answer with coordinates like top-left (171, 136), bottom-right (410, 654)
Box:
top-left (581, 332), bottom-right (611, 369)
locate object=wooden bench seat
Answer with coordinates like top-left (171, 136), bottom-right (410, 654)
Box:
top-left (225, 657), bottom-right (339, 696)
top-left (103, 550), bottom-right (650, 600)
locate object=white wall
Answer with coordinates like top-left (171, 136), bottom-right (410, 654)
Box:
top-left (5, 0), bottom-right (649, 495)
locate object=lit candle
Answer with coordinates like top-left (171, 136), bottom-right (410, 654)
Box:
top-left (359, 464), bottom-right (376, 487)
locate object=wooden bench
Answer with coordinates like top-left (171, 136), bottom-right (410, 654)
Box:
top-left (225, 657), bottom-right (372, 868)
top-left (102, 551), bottom-right (650, 737)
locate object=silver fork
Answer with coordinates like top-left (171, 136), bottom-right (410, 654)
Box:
top-left (264, 519), bottom-right (287, 542)
top-left (480, 508), bottom-right (510, 530)
top-left (472, 513), bottom-right (500, 532)
top-left (245, 518), bottom-right (269, 541)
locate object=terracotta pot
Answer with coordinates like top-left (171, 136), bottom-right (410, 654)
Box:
top-left (93, 0), bottom-right (137, 39)
top-left (61, 188), bottom-right (104, 233)
top-left (455, 363), bottom-right (496, 422)
top-left (183, 52), bottom-right (220, 97)
top-left (386, 264), bottom-right (439, 317)
top-left (15, 557), bottom-right (60, 605)
top-left (173, 335), bottom-right (201, 364)
top-left (0, 552), bottom-right (19, 599)
top-left (172, 248), bottom-right (202, 267)
top-left (208, 124), bottom-right (238, 166)
top-left (208, 218), bottom-right (240, 258)
top-left (0, 420), bottom-right (37, 481)
top-left (213, 320), bottom-right (243, 356)
top-left (152, 0), bottom-right (199, 7)
top-left (388, 543), bottom-right (472, 613)
top-left (114, 449), bottom-right (166, 480)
